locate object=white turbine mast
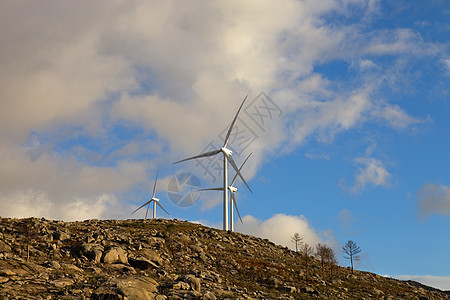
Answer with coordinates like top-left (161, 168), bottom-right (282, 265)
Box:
top-left (201, 152), bottom-right (252, 232)
top-left (174, 96), bottom-right (252, 231)
top-left (131, 170), bottom-right (170, 219)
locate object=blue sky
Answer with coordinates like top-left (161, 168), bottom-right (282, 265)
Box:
top-left (1, 0), bottom-right (450, 290)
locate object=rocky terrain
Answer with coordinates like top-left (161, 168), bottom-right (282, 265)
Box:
top-left (0, 217), bottom-right (448, 299)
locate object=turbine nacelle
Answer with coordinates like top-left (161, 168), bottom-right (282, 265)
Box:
top-left (221, 147), bottom-right (232, 156)
top-left (228, 186), bottom-right (237, 193)
top-left (152, 198), bottom-right (159, 202)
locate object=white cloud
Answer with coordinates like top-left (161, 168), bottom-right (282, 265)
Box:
top-left (351, 156), bottom-right (391, 193)
top-left (363, 29), bottom-right (438, 56)
top-left (288, 87), bottom-right (373, 146)
top-left (0, 190), bottom-right (121, 221)
top-left (390, 275), bottom-right (450, 291)
top-left (0, 144), bottom-right (150, 220)
top-left (417, 183), bottom-right (450, 218)
top-left (0, 0), bottom-right (433, 220)
top-left (358, 59), bottom-right (378, 70)
top-left (235, 213), bottom-right (326, 249)
top-left (371, 104), bottom-right (421, 129)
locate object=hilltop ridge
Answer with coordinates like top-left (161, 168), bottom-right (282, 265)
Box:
top-left (0, 217), bottom-right (448, 299)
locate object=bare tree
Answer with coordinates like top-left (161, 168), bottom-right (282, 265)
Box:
top-left (291, 233), bottom-right (303, 252)
top-left (301, 243), bottom-right (313, 282)
top-left (315, 243), bottom-right (327, 280)
top-left (19, 218), bottom-right (37, 262)
top-left (316, 244), bottom-right (338, 281)
top-left (342, 240), bottom-right (361, 273)
top-left (324, 246), bottom-right (337, 280)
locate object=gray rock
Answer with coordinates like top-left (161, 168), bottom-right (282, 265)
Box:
top-left (173, 281), bottom-right (191, 290)
top-left (203, 291), bottom-right (217, 300)
top-left (52, 230), bottom-right (70, 241)
top-left (0, 276), bottom-right (9, 284)
top-left (75, 243), bottom-right (104, 263)
top-left (0, 240), bottom-right (11, 252)
top-left (189, 244), bottom-right (203, 253)
top-left (61, 263), bottom-right (82, 273)
top-left (136, 248), bottom-right (162, 265)
top-left (184, 274), bottom-right (201, 292)
top-left (102, 246), bottom-right (128, 264)
top-left (91, 276), bottom-right (158, 300)
top-left (301, 286), bottom-right (317, 294)
top-left (46, 260), bottom-right (61, 269)
top-left (0, 269), bottom-right (16, 276)
top-left (50, 277), bottom-right (74, 288)
top-left (279, 286), bottom-right (297, 293)
top-left (129, 256), bottom-right (159, 270)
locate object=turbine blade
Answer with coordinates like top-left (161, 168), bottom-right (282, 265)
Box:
top-left (144, 204), bottom-right (149, 220)
top-left (228, 155), bottom-right (252, 193)
top-left (152, 169), bottom-right (160, 198)
top-left (156, 201), bottom-right (170, 215)
top-left (231, 192), bottom-right (243, 223)
top-left (131, 199), bottom-right (153, 215)
top-left (199, 187), bottom-right (224, 191)
top-left (223, 95), bottom-right (248, 147)
top-left (230, 152), bottom-right (252, 186)
top-left (173, 149), bottom-right (221, 164)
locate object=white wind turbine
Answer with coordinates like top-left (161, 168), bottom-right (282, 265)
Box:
top-left (174, 96), bottom-right (252, 231)
top-left (132, 170), bottom-right (169, 219)
top-left (200, 153), bottom-right (252, 232)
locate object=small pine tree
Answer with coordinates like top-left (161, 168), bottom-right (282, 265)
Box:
top-left (342, 240), bottom-right (361, 273)
top-left (291, 233), bottom-right (303, 252)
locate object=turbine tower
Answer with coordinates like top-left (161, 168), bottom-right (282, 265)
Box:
top-left (174, 96), bottom-right (252, 231)
top-left (132, 170), bottom-right (170, 219)
top-left (200, 153), bottom-right (252, 232)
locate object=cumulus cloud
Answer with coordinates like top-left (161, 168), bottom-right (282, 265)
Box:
top-left (417, 183), bottom-right (450, 218)
top-left (351, 155), bottom-right (391, 193)
top-left (0, 0), bottom-right (432, 220)
top-left (0, 190), bottom-right (122, 221)
top-left (391, 275), bottom-right (450, 291)
top-left (235, 213), bottom-right (325, 249)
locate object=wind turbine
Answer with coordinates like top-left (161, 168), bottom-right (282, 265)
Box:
top-left (174, 96), bottom-right (252, 231)
top-left (132, 170), bottom-right (169, 219)
top-left (200, 153), bottom-right (252, 232)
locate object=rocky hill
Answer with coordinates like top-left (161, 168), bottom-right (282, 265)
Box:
top-left (0, 217), bottom-right (448, 299)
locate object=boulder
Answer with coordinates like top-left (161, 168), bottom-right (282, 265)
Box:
top-left (73, 243), bottom-right (104, 263)
top-left (102, 246), bottom-right (128, 264)
top-left (183, 274), bottom-right (201, 292)
top-left (52, 230), bottom-right (70, 241)
top-left (203, 291), bottom-right (217, 300)
top-left (45, 260), bottom-right (61, 269)
top-left (91, 276), bottom-right (158, 300)
top-left (136, 248), bottom-right (162, 265)
top-left (129, 256), bottom-right (159, 270)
